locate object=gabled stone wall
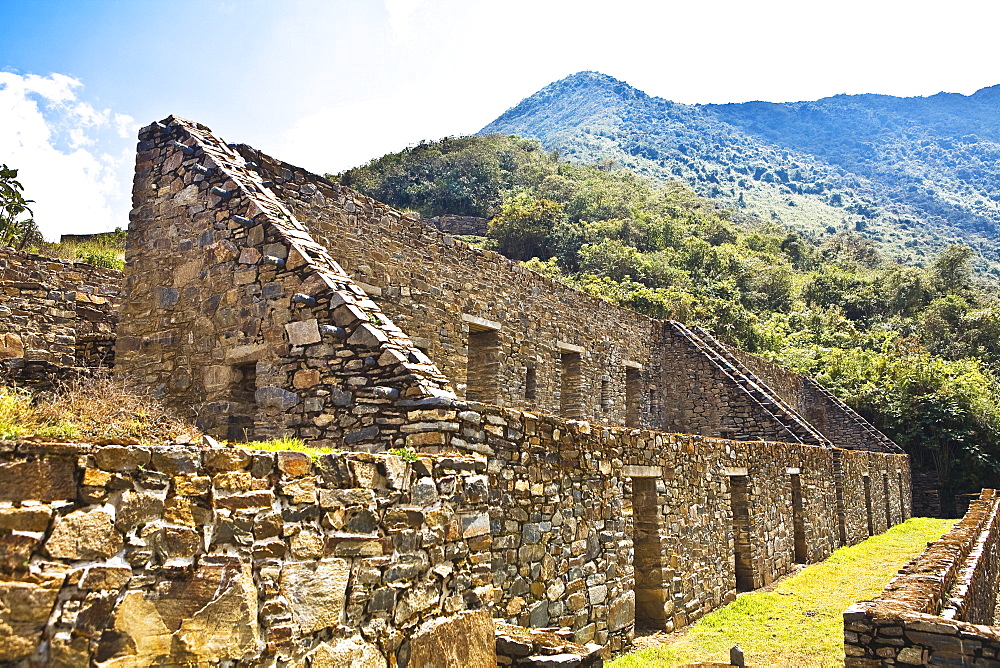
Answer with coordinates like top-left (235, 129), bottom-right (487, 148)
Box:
top-left (117, 118), bottom-right (458, 447)
top-left (0, 440), bottom-right (496, 666)
top-left (236, 142), bottom-right (661, 430)
top-left (736, 351), bottom-right (902, 453)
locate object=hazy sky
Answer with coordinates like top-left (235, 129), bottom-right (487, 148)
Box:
top-left (2, 0), bottom-right (999, 239)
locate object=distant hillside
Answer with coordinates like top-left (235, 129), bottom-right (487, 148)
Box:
top-left (482, 72), bottom-right (1000, 278)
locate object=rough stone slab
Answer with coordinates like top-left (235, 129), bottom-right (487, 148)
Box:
top-left (280, 558), bottom-right (350, 633)
top-left (408, 609), bottom-right (496, 668)
top-left (0, 458), bottom-right (76, 502)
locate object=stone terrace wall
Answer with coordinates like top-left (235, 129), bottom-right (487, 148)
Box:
top-left (0, 440), bottom-right (495, 666)
top-left (845, 490), bottom-right (1000, 666)
top-left (0, 247), bottom-right (121, 368)
top-left (117, 117), bottom-right (460, 447)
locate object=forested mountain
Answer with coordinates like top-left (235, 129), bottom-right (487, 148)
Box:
top-left (334, 134), bottom-right (1000, 512)
top-left (482, 72), bottom-right (1000, 278)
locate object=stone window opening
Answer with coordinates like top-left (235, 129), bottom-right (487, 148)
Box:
top-left (232, 362), bottom-right (257, 404)
top-left (557, 344), bottom-right (585, 420)
top-left (600, 375), bottom-right (611, 412)
top-left (625, 365), bottom-right (642, 428)
top-left (863, 475), bottom-right (874, 537)
top-left (727, 469), bottom-right (755, 592)
top-left (789, 470), bottom-right (807, 564)
top-left (524, 364), bottom-right (537, 402)
top-left (462, 315), bottom-right (501, 405)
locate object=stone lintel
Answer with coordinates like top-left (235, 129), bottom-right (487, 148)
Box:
top-left (622, 465), bottom-right (661, 478)
top-left (622, 360), bottom-right (643, 370)
top-left (724, 466), bottom-right (749, 477)
top-left (786, 467), bottom-right (801, 475)
top-left (556, 341), bottom-right (585, 354)
top-left (462, 314), bottom-right (501, 331)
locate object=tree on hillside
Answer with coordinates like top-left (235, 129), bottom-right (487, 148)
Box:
top-left (931, 244), bottom-right (974, 294)
top-left (0, 165), bottom-right (42, 249)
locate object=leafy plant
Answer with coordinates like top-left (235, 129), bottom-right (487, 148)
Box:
top-left (0, 165), bottom-right (42, 250)
top-left (387, 447), bottom-right (419, 462)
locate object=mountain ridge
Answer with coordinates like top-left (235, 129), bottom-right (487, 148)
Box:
top-left (481, 72), bottom-right (1000, 277)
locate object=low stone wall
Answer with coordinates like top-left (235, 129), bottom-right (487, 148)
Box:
top-left (0, 247), bottom-right (121, 370)
top-left (844, 489), bottom-right (1000, 666)
top-left (0, 440), bottom-right (496, 666)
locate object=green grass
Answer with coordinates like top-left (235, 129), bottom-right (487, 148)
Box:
top-left (611, 517), bottom-right (956, 668)
top-left (237, 437), bottom-right (340, 459)
top-left (30, 231), bottom-right (126, 271)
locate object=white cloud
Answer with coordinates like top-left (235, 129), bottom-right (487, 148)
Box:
top-left (0, 72), bottom-right (134, 241)
top-left (383, 0), bottom-right (426, 39)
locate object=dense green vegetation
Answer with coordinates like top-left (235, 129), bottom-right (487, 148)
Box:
top-left (610, 518), bottom-right (955, 667)
top-left (482, 72), bottom-right (1000, 278)
top-left (337, 134), bottom-right (1000, 512)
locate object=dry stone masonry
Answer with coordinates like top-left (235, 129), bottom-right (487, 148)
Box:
top-left (0, 440), bottom-right (496, 666)
top-left (0, 248), bottom-right (122, 387)
top-left (0, 115), bottom-right (919, 665)
top-left (845, 489), bottom-right (1000, 665)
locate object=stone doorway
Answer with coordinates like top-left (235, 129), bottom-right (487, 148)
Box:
top-left (790, 470), bottom-right (807, 564)
top-left (863, 475), bottom-right (874, 537)
top-left (559, 350), bottom-right (583, 419)
top-left (631, 472), bottom-right (668, 628)
top-left (466, 327), bottom-right (499, 404)
top-left (729, 471), bottom-right (755, 592)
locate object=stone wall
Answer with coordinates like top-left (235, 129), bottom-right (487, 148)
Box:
top-left (103, 116), bottom-right (916, 661)
top-left (467, 403), bottom-right (908, 650)
top-left (836, 449), bottom-right (911, 546)
top-left (845, 489), bottom-right (1000, 666)
top-left (232, 141), bottom-right (894, 454)
top-left (116, 118), bottom-right (460, 446)
top-left (427, 214), bottom-right (490, 237)
top-left (0, 248), bottom-right (121, 370)
top-left (0, 440), bottom-right (496, 666)
top-left (737, 351), bottom-right (901, 452)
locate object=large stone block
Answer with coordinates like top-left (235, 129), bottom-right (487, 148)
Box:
top-left (0, 457), bottom-right (76, 502)
top-left (45, 508), bottom-right (122, 560)
top-left (279, 558), bottom-right (350, 633)
top-left (0, 572), bottom-right (64, 662)
top-left (407, 609), bottom-right (496, 668)
top-left (305, 635), bottom-right (387, 668)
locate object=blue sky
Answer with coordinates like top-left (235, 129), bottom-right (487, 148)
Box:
top-left (3, 0), bottom-right (1000, 239)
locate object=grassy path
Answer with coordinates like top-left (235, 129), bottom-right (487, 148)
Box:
top-left (610, 518), bottom-right (955, 668)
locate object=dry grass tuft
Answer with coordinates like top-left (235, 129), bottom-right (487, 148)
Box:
top-left (0, 372), bottom-right (199, 444)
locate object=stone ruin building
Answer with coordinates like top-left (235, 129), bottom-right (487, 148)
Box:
top-left (0, 115), bottom-right (917, 666)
